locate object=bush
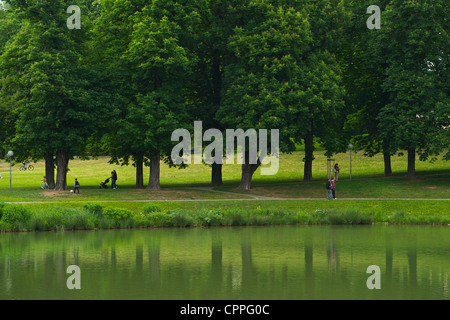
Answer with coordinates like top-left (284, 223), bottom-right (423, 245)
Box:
top-left (325, 208), bottom-right (374, 225)
top-left (194, 209), bottom-right (224, 226)
top-left (311, 209), bottom-right (328, 223)
top-left (223, 211), bottom-right (246, 226)
top-left (148, 211), bottom-right (171, 227)
top-left (83, 203), bottom-right (104, 216)
top-left (168, 210), bottom-right (194, 227)
top-left (0, 202), bottom-right (6, 220)
top-left (142, 204), bottom-right (162, 215)
top-left (1, 204), bottom-right (31, 224)
top-left (27, 206), bottom-right (97, 231)
top-left (103, 207), bottom-right (134, 222)
top-left (296, 211), bottom-right (314, 224)
top-left (61, 208), bottom-right (96, 230)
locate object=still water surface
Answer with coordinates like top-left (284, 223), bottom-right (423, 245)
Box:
top-left (0, 225), bottom-right (448, 300)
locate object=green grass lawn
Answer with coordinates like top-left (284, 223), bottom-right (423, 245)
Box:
top-left (0, 150), bottom-right (448, 202)
top-left (0, 150), bottom-right (448, 230)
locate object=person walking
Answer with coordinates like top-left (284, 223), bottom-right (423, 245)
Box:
top-left (111, 170), bottom-right (118, 189)
top-left (74, 178), bottom-right (80, 194)
top-left (331, 177), bottom-right (336, 200)
top-left (333, 163), bottom-right (340, 181)
top-left (326, 178), bottom-right (332, 200)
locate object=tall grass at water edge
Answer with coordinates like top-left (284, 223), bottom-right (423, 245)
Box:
top-left (0, 202), bottom-right (449, 232)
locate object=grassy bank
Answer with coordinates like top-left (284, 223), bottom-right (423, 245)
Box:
top-left (0, 201), bottom-right (449, 232)
top-left (0, 151), bottom-right (448, 232)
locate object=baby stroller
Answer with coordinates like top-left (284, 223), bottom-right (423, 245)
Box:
top-left (100, 178), bottom-right (110, 189)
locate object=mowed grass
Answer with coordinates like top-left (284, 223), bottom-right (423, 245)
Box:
top-left (0, 150), bottom-right (448, 229)
top-left (0, 150), bottom-right (448, 204)
top-left (16, 199), bottom-right (449, 218)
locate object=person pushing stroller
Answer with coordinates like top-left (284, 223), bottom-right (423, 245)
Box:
top-left (111, 170), bottom-right (118, 189)
top-left (99, 177), bottom-right (110, 189)
top-left (99, 170), bottom-right (118, 189)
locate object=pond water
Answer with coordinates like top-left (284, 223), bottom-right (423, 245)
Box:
top-left (0, 225), bottom-right (449, 300)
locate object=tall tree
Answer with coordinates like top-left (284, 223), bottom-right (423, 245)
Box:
top-left (90, 0), bottom-right (148, 188)
top-left (0, 6), bottom-right (20, 158)
top-left (375, 0), bottom-right (449, 178)
top-left (189, 0), bottom-right (242, 186)
top-left (218, 1), bottom-right (312, 189)
top-left (122, 0), bottom-right (201, 190)
top-left (340, 0), bottom-right (394, 177)
top-left (1, 0), bottom-right (114, 190)
top-left (297, 0), bottom-right (347, 181)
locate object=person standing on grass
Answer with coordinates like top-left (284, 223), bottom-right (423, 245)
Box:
top-left (111, 170), bottom-right (118, 189)
top-left (326, 178), bottom-right (332, 200)
top-left (331, 177), bottom-right (336, 200)
top-left (74, 178), bottom-right (80, 194)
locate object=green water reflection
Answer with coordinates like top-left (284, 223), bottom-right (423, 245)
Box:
top-left (0, 225), bottom-right (449, 300)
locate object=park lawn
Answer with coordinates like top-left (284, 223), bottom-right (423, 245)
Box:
top-left (0, 150), bottom-right (448, 203)
top-left (229, 174), bottom-right (450, 199)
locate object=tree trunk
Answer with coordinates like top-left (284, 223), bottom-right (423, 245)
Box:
top-left (382, 139), bottom-right (392, 177)
top-left (210, 49), bottom-right (223, 186)
top-left (406, 148), bottom-right (415, 179)
top-left (383, 151), bottom-right (392, 177)
top-left (55, 150), bottom-right (69, 191)
top-left (303, 124), bottom-right (314, 182)
top-left (135, 153), bottom-right (144, 189)
top-left (238, 152), bottom-right (260, 190)
top-left (147, 150), bottom-right (161, 190)
top-left (44, 153), bottom-right (55, 189)
top-left (211, 163), bottom-right (223, 186)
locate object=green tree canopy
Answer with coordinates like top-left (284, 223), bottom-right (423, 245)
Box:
top-left (374, 0), bottom-right (449, 178)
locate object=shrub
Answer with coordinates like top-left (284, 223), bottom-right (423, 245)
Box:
top-left (0, 220), bottom-right (13, 231)
top-left (142, 204), bottom-right (162, 215)
top-left (148, 211), bottom-right (171, 227)
top-left (325, 208), bottom-right (374, 225)
top-left (296, 211), bottom-right (314, 224)
top-left (83, 203), bottom-right (104, 216)
top-left (390, 210), bottom-right (406, 223)
top-left (168, 210), bottom-right (194, 227)
top-left (28, 209), bottom-right (63, 231)
top-left (0, 202), bottom-right (6, 220)
top-left (27, 206), bottom-right (97, 231)
top-left (311, 209), bottom-right (329, 223)
top-left (249, 214), bottom-right (272, 225)
top-left (223, 211), bottom-right (246, 226)
top-left (102, 207), bottom-right (134, 223)
top-left (194, 209), bottom-right (224, 226)
top-left (1, 204), bottom-right (31, 224)
top-left (135, 211), bottom-right (171, 227)
top-left (61, 208), bottom-right (96, 230)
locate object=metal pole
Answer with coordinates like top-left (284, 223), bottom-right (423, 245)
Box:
top-left (7, 150), bottom-right (13, 190)
top-left (9, 157), bottom-right (12, 190)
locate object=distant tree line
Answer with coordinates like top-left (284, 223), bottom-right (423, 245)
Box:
top-left (0, 0), bottom-right (448, 190)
